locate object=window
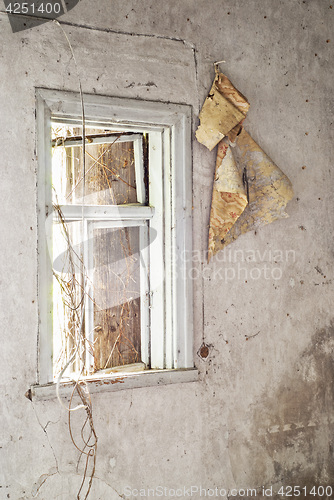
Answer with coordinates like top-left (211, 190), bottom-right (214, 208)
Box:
top-left (36, 89), bottom-right (194, 387)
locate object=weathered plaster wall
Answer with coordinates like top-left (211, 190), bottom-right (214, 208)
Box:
top-left (0, 0), bottom-right (333, 498)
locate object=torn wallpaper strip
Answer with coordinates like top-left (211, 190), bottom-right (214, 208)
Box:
top-left (196, 70), bottom-right (294, 260)
top-left (196, 71), bottom-right (250, 150)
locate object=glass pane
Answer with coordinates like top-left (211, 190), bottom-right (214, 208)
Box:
top-left (53, 219), bottom-right (85, 379)
top-left (52, 214), bottom-right (143, 378)
top-left (51, 124), bottom-right (142, 205)
top-left (92, 225), bottom-right (142, 371)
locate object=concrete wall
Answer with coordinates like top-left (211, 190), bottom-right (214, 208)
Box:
top-left (0, 0), bottom-right (333, 498)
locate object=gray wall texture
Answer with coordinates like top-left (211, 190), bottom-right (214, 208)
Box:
top-left (0, 0), bottom-right (333, 498)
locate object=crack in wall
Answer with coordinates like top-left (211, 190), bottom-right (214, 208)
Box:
top-left (93, 476), bottom-right (125, 499)
top-left (32, 403), bottom-right (60, 474)
top-left (0, 10), bottom-right (196, 49)
top-left (30, 401), bottom-right (124, 498)
top-left (0, 10), bottom-right (199, 111)
top-left (32, 468), bottom-right (59, 498)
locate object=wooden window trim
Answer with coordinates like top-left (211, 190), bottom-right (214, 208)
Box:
top-left (36, 89), bottom-right (194, 389)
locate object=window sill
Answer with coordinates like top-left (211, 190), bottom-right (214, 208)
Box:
top-left (29, 368), bottom-right (199, 401)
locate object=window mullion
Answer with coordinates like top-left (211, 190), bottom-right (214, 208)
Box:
top-left (58, 205), bottom-right (154, 221)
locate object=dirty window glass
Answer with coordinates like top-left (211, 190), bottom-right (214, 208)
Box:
top-left (51, 123), bottom-right (147, 379)
top-left (52, 125), bottom-right (144, 206)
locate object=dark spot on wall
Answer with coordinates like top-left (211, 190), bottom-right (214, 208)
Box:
top-left (273, 460), bottom-right (283, 477)
top-left (199, 344), bottom-right (209, 358)
top-left (25, 389), bottom-right (32, 401)
top-left (315, 265), bottom-right (323, 275)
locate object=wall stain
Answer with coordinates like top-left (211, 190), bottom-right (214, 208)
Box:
top-left (247, 322), bottom-right (334, 497)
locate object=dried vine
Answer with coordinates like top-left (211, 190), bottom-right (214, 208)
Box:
top-left (52, 124), bottom-right (143, 498)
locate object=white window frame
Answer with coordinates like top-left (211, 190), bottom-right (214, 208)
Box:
top-left (36, 89), bottom-right (195, 389)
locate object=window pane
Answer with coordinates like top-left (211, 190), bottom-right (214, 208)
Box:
top-left (52, 216), bottom-right (143, 378)
top-left (51, 124), bottom-right (143, 205)
top-left (53, 219), bottom-right (85, 379)
top-left (92, 225), bottom-right (142, 371)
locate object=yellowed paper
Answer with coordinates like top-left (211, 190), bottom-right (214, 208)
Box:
top-left (196, 72), bottom-right (250, 151)
top-left (208, 139), bottom-right (248, 259)
top-left (196, 71), bottom-right (294, 259)
top-left (211, 129), bottom-right (294, 254)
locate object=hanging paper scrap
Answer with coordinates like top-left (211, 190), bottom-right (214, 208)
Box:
top-left (196, 70), bottom-right (294, 260)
